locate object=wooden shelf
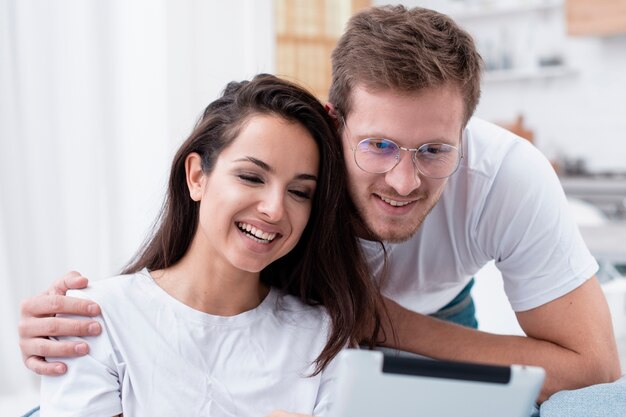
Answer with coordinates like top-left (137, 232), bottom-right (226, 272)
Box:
top-left (448, 0), bottom-right (562, 21)
top-left (567, 0), bottom-right (626, 36)
top-left (483, 65), bottom-right (577, 82)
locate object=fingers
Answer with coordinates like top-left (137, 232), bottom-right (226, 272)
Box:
top-left (22, 336), bottom-right (93, 376)
top-left (18, 316), bottom-right (101, 339)
top-left (48, 271), bottom-right (89, 296)
top-left (20, 294), bottom-right (101, 319)
top-left (18, 317), bottom-right (99, 376)
top-left (24, 355), bottom-right (68, 376)
top-left (18, 271), bottom-right (97, 378)
top-left (20, 335), bottom-right (90, 359)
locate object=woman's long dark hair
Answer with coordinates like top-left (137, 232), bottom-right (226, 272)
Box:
top-left (123, 74), bottom-right (383, 374)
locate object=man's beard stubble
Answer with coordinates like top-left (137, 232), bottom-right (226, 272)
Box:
top-left (355, 191), bottom-right (441, 244)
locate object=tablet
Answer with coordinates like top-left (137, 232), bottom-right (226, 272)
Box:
top-left (327, 349), bottom-right (544, 417)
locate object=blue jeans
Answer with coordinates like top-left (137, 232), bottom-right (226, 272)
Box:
top-left (429, 278), bottom-right (478, 328)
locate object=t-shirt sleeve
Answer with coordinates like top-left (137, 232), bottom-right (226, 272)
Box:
top-left (40, 292), bottom-right (122, 417)
top-left (312, 347), bottom-right (341, 417)
top-left (474, 138), bottom-right (598, 311)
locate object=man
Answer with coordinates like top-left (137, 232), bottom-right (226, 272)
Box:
top-left (325, 6), bottom-right (621, 404)
top-left (18, 4), bottom-right (620, 409)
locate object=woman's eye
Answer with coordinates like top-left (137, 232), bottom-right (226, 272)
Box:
top-left (289, 189), bottom-right (312, 200)
top-left (238, 174), bottom-right (263, 184)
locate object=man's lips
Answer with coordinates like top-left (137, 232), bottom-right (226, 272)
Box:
top-left (379, 195), bottom-right (411, 207)
top-left (375, 194), bottom-right (421, 207)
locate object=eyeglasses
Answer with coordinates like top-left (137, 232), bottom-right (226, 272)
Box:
top-left (339, 115), bottom-right (464, 179)
top-left (351, 138), bottom-right (463, 179)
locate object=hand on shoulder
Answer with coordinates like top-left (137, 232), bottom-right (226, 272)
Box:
top-left (18, 271), bottom-right (102, 375)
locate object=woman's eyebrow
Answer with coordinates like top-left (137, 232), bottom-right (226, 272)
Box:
top-left (234, 156), bottom-right (272, 172)
top-left (234, 157), bottom-right (317, 181)
top-left (296, 173), bottom-right (318, 182)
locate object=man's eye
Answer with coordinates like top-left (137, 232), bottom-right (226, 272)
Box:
top-left (372, 141), bottom-right (391, 150)
top-left (424, 147), bottom-right (440, 154)
top-left (367, 140), bottom-right (395, 153)
top-left (420, 145), bottom-right (450, 155)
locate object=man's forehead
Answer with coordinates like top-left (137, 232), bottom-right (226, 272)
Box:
top-left (344, 85), bottom-right (465, 146)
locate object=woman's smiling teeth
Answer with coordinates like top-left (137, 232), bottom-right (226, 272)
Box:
top-left (237, 222), bottom-right (278, 243)
top-left (380, 196), bottom-right (411, 207)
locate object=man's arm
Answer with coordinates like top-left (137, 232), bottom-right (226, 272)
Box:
top-left (18, 271), bottom-right (102, 375)
top-left (383, 276), bottom-right (621, 402)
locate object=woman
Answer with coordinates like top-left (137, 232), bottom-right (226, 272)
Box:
top-left (40, 74), bottom-right (383, 416)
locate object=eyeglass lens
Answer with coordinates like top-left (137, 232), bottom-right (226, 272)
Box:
top-left (355, 138), bottom-right (460, 179)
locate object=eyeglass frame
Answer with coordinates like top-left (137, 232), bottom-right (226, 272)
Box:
top-left (341, 116), bottom-right (464, 180)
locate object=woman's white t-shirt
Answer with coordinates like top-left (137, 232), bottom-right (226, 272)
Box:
top-left (41, 269), bottom-right (338, 417)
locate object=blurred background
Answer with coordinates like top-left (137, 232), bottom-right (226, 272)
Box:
top-left (1, 0), bottom-right (625, 414)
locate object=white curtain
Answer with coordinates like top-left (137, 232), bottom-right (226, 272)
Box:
top-left (0, 0), bottom-right (274, 399)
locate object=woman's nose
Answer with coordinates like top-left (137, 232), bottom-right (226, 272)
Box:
top-left (257, 189), bottom-right (285, 221)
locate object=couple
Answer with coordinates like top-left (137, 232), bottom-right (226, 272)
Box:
top-left (20, 5), bottom-right (622, 417)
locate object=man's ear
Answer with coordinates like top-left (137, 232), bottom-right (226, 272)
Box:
top-left (325, 103), bottom-right (341, 129)
top-left (185, 153), bottom-right (204, 201)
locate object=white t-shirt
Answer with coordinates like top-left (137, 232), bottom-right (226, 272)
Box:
top-left (360, 117), bottom-right (598, 314)
top-left (40, 269), bottom-right (338, 417)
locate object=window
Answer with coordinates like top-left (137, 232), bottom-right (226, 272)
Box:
top-left (275, 0), bottom-right (370, 101)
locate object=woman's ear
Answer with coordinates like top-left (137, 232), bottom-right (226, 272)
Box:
top-left (185, 153), bottom-right (204, 201)
top-left (325, 103), bottom-right (341, 130)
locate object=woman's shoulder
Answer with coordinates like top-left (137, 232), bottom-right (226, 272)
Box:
top-left (66, 269), bottom-right (152, 305)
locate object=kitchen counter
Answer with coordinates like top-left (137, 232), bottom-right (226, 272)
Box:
top-left (579, 222), bottom-right (626, 264)
top-left (560, 176), bottom-right (626, 220)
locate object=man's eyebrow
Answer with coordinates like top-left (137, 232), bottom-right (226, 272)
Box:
top-left (234, 157), bottom-right (317, 181)
top-left (359, 132), bottom-right (458, 146)
top-left (351, 127), bottom-right (459, 146)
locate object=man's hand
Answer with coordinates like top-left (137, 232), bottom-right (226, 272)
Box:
top-left (18, 271), bottom-right (102, 376)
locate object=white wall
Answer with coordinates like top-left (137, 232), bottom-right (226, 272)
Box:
top-left (475, 18), bottom-right (626, 173)
top-left (166, 0), bottom-right (276, 145)
top-left (375, 0), bottom-right (626, 173)
top-left (0, 0), bottom-right (274, 409)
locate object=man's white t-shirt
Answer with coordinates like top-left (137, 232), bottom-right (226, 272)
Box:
top-left (40, 269), bottom-right (338, 417)
top-left (361, 117), bottom-right (598, 314)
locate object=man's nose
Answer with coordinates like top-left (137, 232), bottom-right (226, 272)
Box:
top-left (384, 152), bottom-right (421, 196)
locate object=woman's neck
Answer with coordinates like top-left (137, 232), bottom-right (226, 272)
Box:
top-left (150, 237), bottom-right (269, 316)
